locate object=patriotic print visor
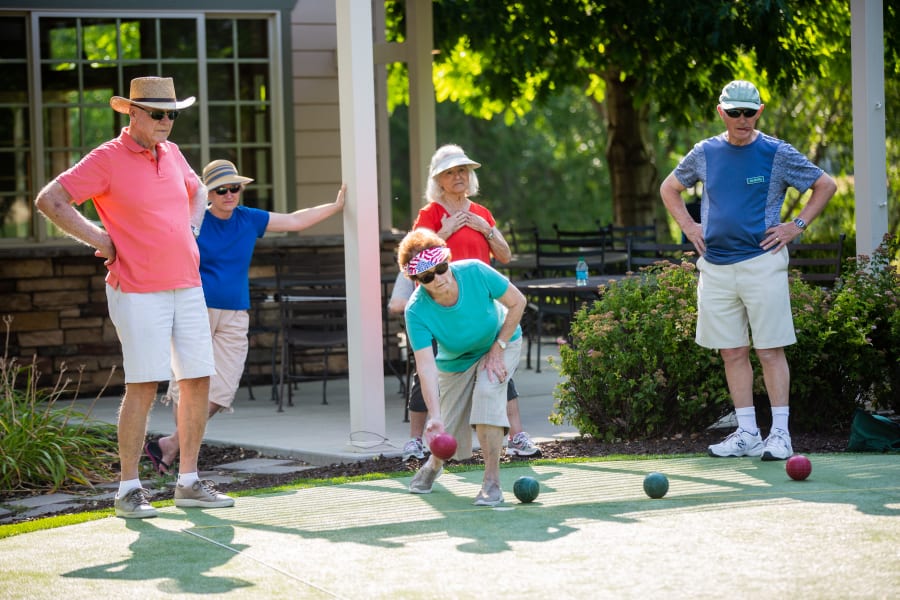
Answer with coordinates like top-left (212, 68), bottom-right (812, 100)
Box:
top-left (405, 246), bottom-right (451, 277)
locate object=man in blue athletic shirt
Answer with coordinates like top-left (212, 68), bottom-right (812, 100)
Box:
top-left (659, 80), bottom-right (836, 461)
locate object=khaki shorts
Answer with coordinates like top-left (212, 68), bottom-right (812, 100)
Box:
top-left (166, 308), bottom-right (249, 411)
top-left (438, 338), bottom-right (522, 460)
top-left (695, 247), bottom-right (796, 350)
top-left (106, 285), bottom-right (215, 383)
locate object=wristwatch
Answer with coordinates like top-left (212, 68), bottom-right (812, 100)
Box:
top-left (486, 228), bottom-right (495, 241)
top-left (191, 224), bottom-right (201, 237)
top-left (496, 338), bottom-right (507, 350)
top-left (793, 217), bottom-right (807, 230)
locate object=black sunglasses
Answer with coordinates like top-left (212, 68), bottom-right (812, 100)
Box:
top-left (136, 105), bottom-right (179, 121)
top-left (415, 262), bottom-right (449, 284)
top-left (724, 108), bottom-right (758, 119)
top-left (214, 185), bottom-right (243, 196)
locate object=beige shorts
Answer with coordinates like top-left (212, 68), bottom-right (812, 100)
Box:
top-left (166, 308), bottom-right (249, 411)
top-left (437, 338), bottom-right (522, 460)
top-left (695, 247), bottom-right (796, 350)
top-left (106, 285), bottom-right (215, 383)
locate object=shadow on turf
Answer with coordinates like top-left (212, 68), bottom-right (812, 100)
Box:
top-left (58, 455), bottom-right (900, 590)
top-left (62, 518), bottom-right (254, 595)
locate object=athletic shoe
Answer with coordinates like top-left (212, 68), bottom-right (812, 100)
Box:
top-left (402, 437), bottom-right (427, 461)
top-left (473, 487), bottom-right (504, 507)
top-left (707, 428), bottom-right (764, 458)
top-left (409, 464), bottom-right (443, 494)
top-left (174, 479), bottom-right (235, 508)
top-left (506, 432), bottom-right (541, 457)
top-left (761, 428), bottom-right (793, 461)
top-left (114, 487), bottom-right (157, 519)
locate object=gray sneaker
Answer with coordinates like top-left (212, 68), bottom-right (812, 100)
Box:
top-left (114, 487), bottom-right (157, 519)
top-left (473, 487), bottom-right (504, 507)
top-left (174, 479), bottom-right (235, 508)
top-left (409, 464), bottom-right (443, 494)
top-left (761, 428), bottom-right (793, 461)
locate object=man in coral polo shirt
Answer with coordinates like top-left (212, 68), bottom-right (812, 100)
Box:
top-left (34, 76), bottom-right (233, 518)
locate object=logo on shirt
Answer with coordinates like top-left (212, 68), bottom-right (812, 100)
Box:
top-left (746, 176), bottom-right (766, 185)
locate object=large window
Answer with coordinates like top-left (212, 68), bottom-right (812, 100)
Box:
top-left (0, 10), bottom-right (282, 243)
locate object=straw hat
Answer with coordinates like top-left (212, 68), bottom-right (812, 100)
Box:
top-left (202, 160), bottom-right (254, 189)
top-left (109, 76), bottom-right (196, 114)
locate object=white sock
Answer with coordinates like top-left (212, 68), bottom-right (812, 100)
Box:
top-left (735, 407), bottom-right (759, 435)
top-left (178, 472), bottom-right (199, 487)
top-left (771, 406), bottom-right (790, 433)
top-left (117, 478), bottom-right (141, 497)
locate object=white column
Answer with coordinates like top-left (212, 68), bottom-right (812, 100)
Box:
top-left (335, 0), bottom-right (387, 447)
top-left (850, 0), bottom-right (888, 258)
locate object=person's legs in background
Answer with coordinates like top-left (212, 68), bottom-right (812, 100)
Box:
top-left (150, 309), bottom-right (248, 471)
top-left (402, 371), bottom-right (429, 461)
top-left (505, 378), bottom-right (540, 457)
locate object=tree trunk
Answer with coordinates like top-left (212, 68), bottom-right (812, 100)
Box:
top-left (602, 73), bottom-right (658, 228)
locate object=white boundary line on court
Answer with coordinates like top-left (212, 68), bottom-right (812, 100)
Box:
top-left (182, 528), bottom-right (347, 600)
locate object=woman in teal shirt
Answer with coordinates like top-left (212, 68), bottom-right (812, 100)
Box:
top-left (400, 229), bottom-right (526, 506)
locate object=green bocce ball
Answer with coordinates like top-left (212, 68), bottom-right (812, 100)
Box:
top-left (513, 476), bottom-right (540, 503)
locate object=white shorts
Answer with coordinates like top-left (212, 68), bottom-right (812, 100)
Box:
top-left (106, 285), bottom-right (215, 383)
top-left (695, 248), bottom-right (796, 350)
top-left (437, 338), bottom-right (522, 460)
top-left (166, 308), bottom-right (249, 411)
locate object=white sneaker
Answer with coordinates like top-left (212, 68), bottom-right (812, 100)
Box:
top-left (761, 428), bottom-right (793, 461)
top-left (506, 432), bottom-right (541, 457)
top-left (401, 437), bottom-right (426, 461)
top-left (708, 428), bottom-right (764, 457)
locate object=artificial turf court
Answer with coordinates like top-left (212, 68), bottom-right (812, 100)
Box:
top-left (1, 454), bottom-right (898, 599)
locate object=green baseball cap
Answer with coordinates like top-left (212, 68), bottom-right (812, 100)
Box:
top-left (719, 80), bottom-right (761, 110)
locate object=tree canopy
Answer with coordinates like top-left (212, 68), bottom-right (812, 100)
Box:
top-left (387, 0), bottom-right (897, 234)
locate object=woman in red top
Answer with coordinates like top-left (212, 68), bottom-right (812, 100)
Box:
top-left (413, 144), bottom-right (512, 264)
top-left (408, 144), bottom-right (539, 458)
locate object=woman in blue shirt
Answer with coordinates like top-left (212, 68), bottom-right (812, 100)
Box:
top-left (400, 229), bottom-right (526, 506)
top-left (145, 160), bottom-right (345, 473)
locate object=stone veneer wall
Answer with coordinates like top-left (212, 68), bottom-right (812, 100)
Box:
top-left (1, 234), bottom-right (404, 398)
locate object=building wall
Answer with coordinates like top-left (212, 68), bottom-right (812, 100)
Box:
top-left (290, 1), bottom-right (344, 237)
top-left (1, 236), bottom-right (405, 397)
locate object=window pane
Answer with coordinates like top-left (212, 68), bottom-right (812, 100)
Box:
top-left (119, 20), bottom-right (144, 60)
top-left (0, 16), bottom-right (26, 59)
top-left (82, 19), bottom-right (119, 61)
top-left (40, 17), bottom-right (78, 61)
top-left (209, 105), bottom-right (236, 144)
top-left (207, 63), bottom-right (234, 101)
top-left (237, 20), bottom-right (268, 58)
top-left (238, 62), bottom-right (269, 101)
top-left (206, 19), bottom-right (235, 59)
top-left (160, 19), bottom-right (197, 59)
top-left (0, 64), bottom-right (28, 100)
top-left (0, 107), bottom-right (30, 146)
top-left (240, 105), bottom-right (270, 144)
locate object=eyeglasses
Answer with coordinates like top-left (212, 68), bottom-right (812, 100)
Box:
top-left (136, 105), bottom-right (179, 121)
top-left (415, 262), bottom-right (449, 284)
top-left (214, 185), bottom-right (242, 196)
top-left (723, 108), bottom-right (758, 119)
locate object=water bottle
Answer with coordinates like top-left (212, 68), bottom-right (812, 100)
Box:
top-left (575, 256), bottom-right (588, 286)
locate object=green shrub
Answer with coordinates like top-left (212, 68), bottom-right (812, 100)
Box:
top-left (1, 318), bottom-right (118, 493)
top-left (820, 234), bottom-right (900, 413)
top-left (551, 235), bottom-right (899, 439)
top-left (551, 258), bottom-right (729, 441)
